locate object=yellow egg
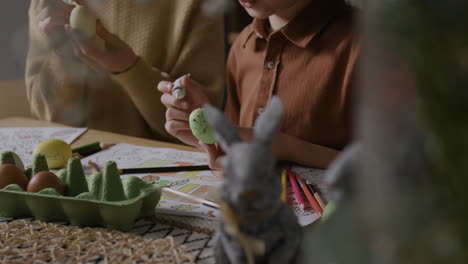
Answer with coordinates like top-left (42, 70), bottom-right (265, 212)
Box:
top-left (70, 5), bottom-right (96, 39)
top-left (33, 139), bottom-right (72, 169)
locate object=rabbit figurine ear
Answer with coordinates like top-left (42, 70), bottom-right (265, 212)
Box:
top-left (203, 104), bottom-right (242, 152)
top-left (253, 96), bottom-right (284, 145)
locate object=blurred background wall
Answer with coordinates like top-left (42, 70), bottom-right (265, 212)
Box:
top-left (0, 1), bottom-right (29, 80)
top-left (0, 1), bottom-right (30, 118)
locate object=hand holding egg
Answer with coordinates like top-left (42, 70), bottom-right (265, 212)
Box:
top-left (158, 76), bottom-right (212, 147)
top-left (65, 17), bottom-right (138, 74)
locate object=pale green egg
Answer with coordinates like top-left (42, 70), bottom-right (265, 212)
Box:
top-left (70, 5), bottom-right (96, 38)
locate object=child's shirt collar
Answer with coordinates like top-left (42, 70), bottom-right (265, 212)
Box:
top-left (249, 0), bottom-right (348, 48)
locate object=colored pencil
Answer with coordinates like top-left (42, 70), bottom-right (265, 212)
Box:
top-left (306, 180), bottom-right (326, 210)
top-left (118, 165), bottom-right (211, 174)
top-left (287, 168), bottom-right (305, 210)
top-left (72, 142), bottom-right (115, 157)
top-left (163, 187), bottom-right (220, 210)
top-left (296, 174), bottom-right (322, 215)
top-left (281, 170), bottom-right (287, 202)
top-left (87, 160), bottom-right (100, 173)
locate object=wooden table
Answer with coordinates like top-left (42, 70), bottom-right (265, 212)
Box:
top-left (0, 116), bottom-right (217, 263)
top-left (0, 117), bottom-right (201, 152)
top-left (0, 117), bottom-right (318, 263)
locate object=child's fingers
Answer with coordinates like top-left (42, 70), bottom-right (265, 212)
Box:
top-left (199, 142), bottom-right (223, 170)
top-left (178, 75), bottom-right (211, 107)
top-left (157, 81), bottom-right (173, 93)
top-left (181, 74), bottom-right (197, 89)
top-left (212, 156), bottom-right (224, 171)
top-left (164, 120), bottom-right (191, 134)
top-left (166, 108), bottom-right (189, 122)
top-left (160, 93), bottom-right (189, 111)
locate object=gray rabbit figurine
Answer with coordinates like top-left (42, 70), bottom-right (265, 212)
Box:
top-left (203, 96), bottom-right (302, 264)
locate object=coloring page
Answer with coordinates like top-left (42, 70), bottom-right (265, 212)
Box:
top-left (83, 143), bottom-right (323, 226)
top-left (0, 127), bottom-right (87, 166)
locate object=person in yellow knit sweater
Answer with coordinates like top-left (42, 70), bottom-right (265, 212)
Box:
top-left (26, 0), bottom-right (226, 142)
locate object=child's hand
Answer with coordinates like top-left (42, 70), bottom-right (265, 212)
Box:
top-left (65, 20), bottom-right (139, 73)
top-left (157, 75), bottom-right (211, 147)
top-left (199, 141), bottom-right (224, 170)
top-left (34, 0), bottom-right (75, 39)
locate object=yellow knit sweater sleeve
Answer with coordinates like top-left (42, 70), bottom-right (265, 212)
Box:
top-left (25, 0), bottom-right (226, 142)
top-left (25, 0), bottom-right (89, 125)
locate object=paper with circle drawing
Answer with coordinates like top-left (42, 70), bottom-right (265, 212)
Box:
top-left (0, 127), bottom-right (88, 166)
top-left (81, 143), bottom-right (325, 226)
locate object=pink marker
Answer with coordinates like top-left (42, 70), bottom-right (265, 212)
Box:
top-left (287, 168), bottom-right (305, 210)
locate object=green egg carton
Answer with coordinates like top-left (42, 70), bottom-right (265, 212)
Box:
top-left (0, 151), bottom-right (163, 231)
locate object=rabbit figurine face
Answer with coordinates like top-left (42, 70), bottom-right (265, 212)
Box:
top-left (203, 96), bottom-right (302, 264)
top-left (220, 141), bottom-right (281, 214)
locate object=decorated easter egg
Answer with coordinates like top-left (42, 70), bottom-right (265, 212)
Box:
top-left (0, 164), bottom-right (29, 190)
top-left (189, 108), bottom-right (216, 144)
top-left (27, 171), bottom-right (65, 195)
top-left (33, 139), bottom-right (72, 169)
top-left (70, 5), bottom-right (96, 38)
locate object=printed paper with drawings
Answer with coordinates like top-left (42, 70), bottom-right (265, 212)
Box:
top-left (289, 165), bottom-right (328, 226)
top-left (0, 127), bottom-right (87, 166)
top-left (82, 143), bottom-right (326, 226)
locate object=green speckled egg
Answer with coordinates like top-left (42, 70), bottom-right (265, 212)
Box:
top-left (189, 108), bottom-right (216, 144)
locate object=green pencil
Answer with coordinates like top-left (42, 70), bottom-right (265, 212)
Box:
top-left (72, 142), bottom-right (114, 157)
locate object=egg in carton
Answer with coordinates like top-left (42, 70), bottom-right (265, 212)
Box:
top-left (0, 151), bottom-right (163, 231)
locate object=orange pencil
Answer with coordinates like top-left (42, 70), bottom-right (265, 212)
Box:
top-left (295, 174), bottom-right (322, 215)
top-left (306, 180), bottom-right (326, 210)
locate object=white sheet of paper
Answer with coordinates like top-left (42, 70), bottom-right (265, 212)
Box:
top-left (0, 127), bottom-right (87, 166)
top-left (82, 143), bottom-right (324, 226)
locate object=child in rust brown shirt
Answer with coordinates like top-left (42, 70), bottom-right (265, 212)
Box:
top-left (158, 0), bottom-right (360, 169)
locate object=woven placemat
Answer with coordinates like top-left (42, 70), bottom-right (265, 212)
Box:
top-left (154, 214), bottom-right (218, 235)
top-left (0, 220), bottom-right (195, 264)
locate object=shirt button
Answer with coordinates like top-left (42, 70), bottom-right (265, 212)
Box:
top-left (266, 61), bottom-right (275, 70)
top-left (258, 108), bottom-right (265, 115)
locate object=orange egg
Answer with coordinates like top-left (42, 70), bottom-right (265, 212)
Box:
top-left (0, 164), bottom-right (29, 190)
top-left (27, 171), bottom-right (65, 195)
